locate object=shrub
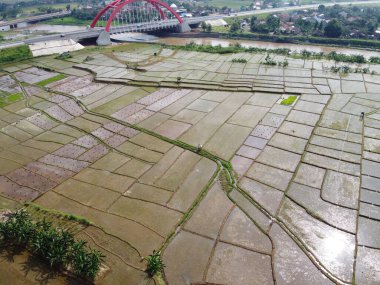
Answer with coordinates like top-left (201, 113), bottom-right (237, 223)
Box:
top-left (329, 65), bottom-right (372, 74)
top-left (263, 54), bottom-right (276, 66)
top-left (232, 58), bottom-right (247, 63)
top-left (327, 52), bottom-right (367, 64)
top-left (369, 57), bottom-right (380, 64)
top-left (56, 52), bottom-right (72, 60)
top-left (0, 210), bottom-right (34, 246)
top-left (145, 250), bottom-right (165, 277)
top-left (30, 219), bottom-right (74, 268)
top-left (71, 240), bottom-right (104, 280)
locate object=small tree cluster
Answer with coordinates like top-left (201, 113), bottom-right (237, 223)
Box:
top-left (369, 57), bottom-right (380, 64)
top-left (327, 51), bottom-right (366, 64)
top-left (329, 65), bottom-right (375, 75)
top-left (0, 210), bottom-right (104, 281)
top-left (229, 20), bottom-right (240, 33)
top-left (201, 22), bottom-right (212, 32)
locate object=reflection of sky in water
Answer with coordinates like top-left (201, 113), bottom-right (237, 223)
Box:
top-left (321, 231), bottom-right (346, 260)
top-left (111, 33), bottom-right (159, 42)
top-left (21, 24), bottom-right (85, 33)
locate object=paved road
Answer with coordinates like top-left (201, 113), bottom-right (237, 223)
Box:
top-left (0, 11), bottom-right (71, 27)
top-left (228, 0), bottom-right (380, 18)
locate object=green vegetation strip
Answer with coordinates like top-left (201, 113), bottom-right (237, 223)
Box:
top-left (170, 42), bottom-right (380, 64)
top-left (280, 96), bottom-right (298, 106)
top-left (0, 45), bottom-right (32, 64)
top-left (0, 92), bottom-right (23, 107)
top-left (36, 74), bottom-right (66, 87)
top-left (25, 202), bottom-right (91, 226)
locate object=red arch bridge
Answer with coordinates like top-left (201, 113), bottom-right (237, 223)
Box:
top-left (89, 0), bottom-right (220, 45)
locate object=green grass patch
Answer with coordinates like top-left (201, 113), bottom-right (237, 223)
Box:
top-left (36, 74), bottom-right (66, 87)
top-left (280, 95), bottom-right (298, 106)
top-left (0, 92), bottom-right (24, 107)
top-left (23, 2), bottom-right (79, 13)
top-left (196, 0), bottom-right (252, 9)
top-left (0, 45), bottom-right (32, 64)
top-left (25, 202), bottom-right (92, 226)
top-left (43, 16), bottom-right (92, 26)
top-left (7, 92), bottom-right (23, 102)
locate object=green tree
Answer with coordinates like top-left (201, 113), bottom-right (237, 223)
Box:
top-left (367, 21), bottom-right (377, 34)
top-left (318, 4), bottom-right (326, 13)
top-left (206, 24), bottom-right (212, 32)
top-left (318, 21), bottom-right (324, 30)
top-left (229, 20), bottom-right (240, 33)
top-left (324, 19), bottom-right (342, 38)
top-left (266, 15), bottom-right (280, 32)
top-left (201, 21), bottom-right (207, 32)
top-left (250, 16), bottom-right (257, 32)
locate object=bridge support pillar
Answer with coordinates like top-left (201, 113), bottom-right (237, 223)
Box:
top-left (178, 22), bottom-right (191, 33)
top-left (96, 31), bottom-right (111, 46)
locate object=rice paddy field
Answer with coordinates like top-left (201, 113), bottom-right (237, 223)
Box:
top-left (0, 42), bottom-right (380, 284)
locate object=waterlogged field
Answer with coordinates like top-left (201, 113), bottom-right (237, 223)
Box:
top-left (0, 42), bottom-right (380, 284)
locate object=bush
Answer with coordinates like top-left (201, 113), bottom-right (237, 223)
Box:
top-left (264, 54), bottom-right (276, 66)
top-left (30, 219), bottom-right (74, 268)
top-left (56, 52), bottom-right (72, 60)
top-left (279, 58), bottom-right (289, 67)
top-left (232, 58), bottom-right (247, 63)
top-left (329, 65), bottom-right (373, 74)
top-left (327, 51), bottom-right (366, 64)
top-left (0, 210), bottom-right (34, 246)
top-left (72, 241), bottom-right (104, 280)
top-left (369, 57), bottom-right (380, 64)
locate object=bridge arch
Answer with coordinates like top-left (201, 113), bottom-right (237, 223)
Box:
top-left (90, 0), bottom-right (183, 32)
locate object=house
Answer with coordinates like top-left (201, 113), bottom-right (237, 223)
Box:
top-left (339, 11), bottom-right (348, 18)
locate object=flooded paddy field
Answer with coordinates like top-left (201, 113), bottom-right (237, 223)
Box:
top-left (0, 42), bottom-right (380, 285)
